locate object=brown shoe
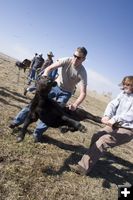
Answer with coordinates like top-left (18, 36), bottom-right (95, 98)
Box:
top-left (68, 164), bottom-right (87, 176)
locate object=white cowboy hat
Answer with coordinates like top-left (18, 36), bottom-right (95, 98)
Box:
top-left (47, 51), bottom-right (54, 57)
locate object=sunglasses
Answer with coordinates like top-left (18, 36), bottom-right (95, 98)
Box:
top-left (123, 83), bottom-right (132, 87)
top-left (73, 54), bottom-right (84, 60)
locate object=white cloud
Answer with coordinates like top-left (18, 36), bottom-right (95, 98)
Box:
top-left (87, 69), bottom-right (120, 97)
top-left (0, 40), bottom-right (33, 61)
top-left (11, 43), bottom-right (32, 60)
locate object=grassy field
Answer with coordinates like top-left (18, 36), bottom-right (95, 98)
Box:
top-left (0, 53), bottom-right (133, 200)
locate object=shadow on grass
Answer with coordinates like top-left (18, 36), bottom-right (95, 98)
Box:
top-left (89, 152), bottom-right (133, 188)
top-left (41, 135), bottom-right (133, 188)
top-left (0, 87), bottom-right (31, 109)
top-left (0, 97), bottom-right (22, 109)
top-left (0, 87), bottom-right (30, 102)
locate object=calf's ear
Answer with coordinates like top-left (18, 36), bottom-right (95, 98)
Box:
top-left (52, 81), bottom-right (57, 87)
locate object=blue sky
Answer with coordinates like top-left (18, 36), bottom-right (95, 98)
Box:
top-left (0, 0), bottom-right (133, 96)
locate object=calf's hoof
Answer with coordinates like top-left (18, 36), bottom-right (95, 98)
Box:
top-left (78, 124), bottom-right (87, 133)
top-left (59, 126), bottom-right (69, 133)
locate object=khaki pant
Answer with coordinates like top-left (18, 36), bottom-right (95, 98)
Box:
top-left (78, 126), bottom-right (133, 173)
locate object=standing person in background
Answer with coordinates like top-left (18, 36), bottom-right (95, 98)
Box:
top-left (39, 51), bottom-right (58, 80)
top-left (27, 53), bottom-right (38, 78)
top-left (24, 51), bottom-right (58, 95)
top-left (41, 51), bottom-right (54, 71)
top-left (27, 53), bottom-right (44, 85)
top-left (69, 75), bottom-right (133, 175)
top-left (9, 47), bottom-right (88, 143)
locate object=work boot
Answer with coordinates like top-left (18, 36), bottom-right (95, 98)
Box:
top-left (9, 122), bottom-right (18, 129)
top-left (16, 134), bottom-right (25, 143)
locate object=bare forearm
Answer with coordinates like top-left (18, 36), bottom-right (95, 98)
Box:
top-left (42, 62), bottom-right (60, 76)
top-left (74, 92), bottom-right (86, 107)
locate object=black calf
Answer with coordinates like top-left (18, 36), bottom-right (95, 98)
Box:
top-left (17, 77), bottom-right (101, 142)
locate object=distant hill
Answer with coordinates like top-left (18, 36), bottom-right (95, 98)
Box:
top-left (0, 52), bottom-right (16, 61)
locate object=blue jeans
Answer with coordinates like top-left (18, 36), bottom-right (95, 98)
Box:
top-left (27, 84), bottom-right (36, 93)
top-left (13, 106), bottom-right (30, 125)
top-left (12, 86), bottom-right (72, 139)
top-left (28, 68), bottom-right (37, 84)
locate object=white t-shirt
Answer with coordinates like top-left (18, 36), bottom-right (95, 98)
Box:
top-left (56, 57), bottom-right (87, 93)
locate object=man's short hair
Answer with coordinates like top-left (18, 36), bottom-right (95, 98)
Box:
top-left (77, 47), bottom-right (88, 57)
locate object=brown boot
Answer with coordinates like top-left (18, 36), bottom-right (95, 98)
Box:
top-left (68, 164), bottom-right (87, 176)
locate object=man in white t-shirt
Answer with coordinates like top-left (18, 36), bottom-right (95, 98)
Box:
top-left (43, 47), bottom-right (87, 111)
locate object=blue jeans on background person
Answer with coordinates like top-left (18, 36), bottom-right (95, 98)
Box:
top-left (26, 69), bottom-right (58, 94)
top-left (28, 68), bottom-right (37, 85)
top-left (49, 69), bottom-right (58, 80)
top-left (26, 84), bottom-right (36, 93)
top-left (12, 85), bottom-right (72, 141)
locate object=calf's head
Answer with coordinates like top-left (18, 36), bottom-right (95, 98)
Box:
top-left (36, 76), bottom-right (57, 96)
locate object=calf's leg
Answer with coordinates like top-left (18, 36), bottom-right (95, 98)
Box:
top-left (61, 115), bottom-right (87, 133)
top-left (17, 113), bottom-right (37, 142)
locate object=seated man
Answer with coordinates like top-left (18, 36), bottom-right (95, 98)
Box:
top-left (9, 47), bottom-right (88, 143)
top-left (69, 75), bottom-right (133, 175)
